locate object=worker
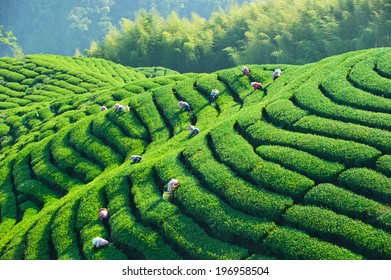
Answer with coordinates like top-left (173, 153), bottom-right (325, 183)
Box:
top-left (114, 104), bottom-right (124, 112)
top-left (178, 101), bottom-right (191, 112)
top-left (98, 208), bottom-right (109, 224)
top-left (210, 89), bottom-right (219, 105)
top-left (130, 155), bottom-right (143, 163)
top-left (100, 105), bottom-right (107, 111)
top-left (92, 237), bottom-right (110, 248)
top-left (163, 179), bottom-right (180, 202)
top-left (251, 82), bottom-right (263, 91)
top-left (242, 66), bottom-right (250, 75)
top-left (187, 125), bottom-right (200, 137)
top-left (273, 69), bottom-right (282, 80)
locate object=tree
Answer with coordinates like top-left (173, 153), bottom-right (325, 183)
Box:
top-left (0, 25), bottom-right (23, 59)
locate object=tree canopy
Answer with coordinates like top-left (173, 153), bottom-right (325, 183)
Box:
top-left (0, 0), bottom-right (247, 56)
top-left (89, 0), bottom-right (391, 72)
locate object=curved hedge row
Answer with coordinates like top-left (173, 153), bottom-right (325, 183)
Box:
top-left (182, 138), bottom-right (293, 220)
top-left (349, 58), bottom-right (391, 98)
top-left (155, 154), bottom-right (276, 244)
top-left (338, 168), bottom-right (391, 204)
top-left (321, 78), bottom-right (391, 113)
top-left (105, 109), bottom-right (149, 141)
top-left (196, 73), bottom-right (239, 110)
top-left (256, 145), bottom-right (345, 182)
top-left (92, 113), bottom-right (143, 159)
top-left (376, 155), bottom-right (391, 177)
top-left (294, 115), bottom-right (391, 154)
top-left (263, 226), bottom-right (362, 260)
top-left (50, 128), bottom-right (102, 183)
top-left (0, 158), bottom-right (17, 238)
top-left (377, 52), bottom-right (391, 78)
top-left (284, 205), bottom-right (391, 259)
top-left (265, 99), bottom-right (308, 128)
top-left (51, 201), bottom-right (82, 260)
top-left (75, 187), bottom-right (127, 260)
top-left (175, 77), bottom-right (219, 124)
top-left (129, 166), bottom-right (248, 260)
top-left (217, 68), bottom-right (254, 104)
top-left (128, 93), bottom-right (170, 144)
top-left (0, 69), bottom-right (26, 82)
top-left (152, 85), bottom-right (189, 135)
top-left (304, 184), bottom-right (391, 232)
top-left (244, 120), bottom-right (381, 167)
top-left (69, 118), bottom-right (122, 168)
top-left (25, 211), bottom-right (55, 259)
top-left (211, 121), bottom-right (314, 198)
top-left (106, 175), bottom-right (180, 260)
top-left (30, 137), bottom-right (82, 194)
top-left (294, 83), bottom-right (391, 130)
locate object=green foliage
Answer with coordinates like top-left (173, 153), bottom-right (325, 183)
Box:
top-left (377, 52), bottom-right (391, 78)
top-left (164, 214), bottom-right (248, 260)
top-left (322, 75), bottom-right (391, 113)
top-left (349, 58), bottom-right (391, 98)
top-left (244, 120), bottom-right (381, 167)
top-left (6, 82), bottom-right (27, 92)
top-left (338, 168), bottom-right (391, 204)
top-left (0, 158), bottom-right (17, 237)
top-left (196, 73), bottom-right (240, 115)
top-left (294, 83), bottom-right (391, 130)
top-left (89, 1), bottom-right (391, 72)
top-left (263, 226), bottom-right (362, 260)
top-left (1, 48), bottom-right (391, 260)
top-left (17, 180), bottom-right (59, 204)
top-left (183, 137), bottom-right (293, 219)
top-left (265, 100), bottom-right (308, 127)
top-left (155, 153), bottom-right (276, 243)
top-left (0, 123), bottom-right (10, 136)
top-left (76, 188), bottom-right (127, 260)
top-left (217, 68), bottom-right (253, 104)
top-left (129, 92), bottom-right (170, 143)
top-left (376, 155), bottom-right (391, 177)
top-left (92, 113), bottom-right (145, 158)
top-left (152, 85), bottom-right (188, 135)
top-left (256, 145), bottom-right (345, 182)
top-left (0, 101), bottom-right (19, 109)
top-left (105, 175), bottom-right (180, 259)
top-left (284, 205), bottom-right (391, 259)
top-left (294, 115), bottom-right (391, 153)
top-left (25, 212), bottom-right (54, 259)
top-left (305, 184), bottom-right (391, 232)
top-left (0, 69), bottom-right (25, 82)
top-left (105, 110), bottom-right (148, 140)
top-left (69, 117), bottom-right (122, 168)
top-left (51, 202), bottom-right (82, 260)
top-left (50, 128), bottom-right (102, 183)
top-left (31, 137), bottom-right (82, 194)
top-left (211, 121), bottom-right (314, 198)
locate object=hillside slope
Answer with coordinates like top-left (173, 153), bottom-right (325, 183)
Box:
top-left (0, 49), bottom-right (390, 260)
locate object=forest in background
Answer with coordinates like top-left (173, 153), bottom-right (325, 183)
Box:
top-left (89, 0), bottom-right (391, 72)
top-left (0, 0), bottom-right (247, 56)
top-left (1, 0), bottom-right (390, 73)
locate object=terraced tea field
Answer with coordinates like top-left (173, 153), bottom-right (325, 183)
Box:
top-left (0, 49), bottom-right (390, 260)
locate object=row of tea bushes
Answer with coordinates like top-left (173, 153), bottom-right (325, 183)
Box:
top-left (182, 137), bottom-right (293, 220)
top-left (210, 121), bottom-right (314, 198)
top-left (244, 120), bottom-right (381, 167)
top-left (284, 205), bottom-right (391, 259)
top-left (304, 183), bottom-right (391, 232)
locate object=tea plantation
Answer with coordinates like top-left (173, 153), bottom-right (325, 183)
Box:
top-left (0, 49), bottom-right (390, 260)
